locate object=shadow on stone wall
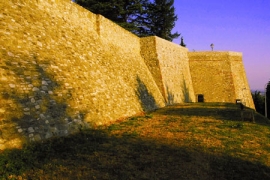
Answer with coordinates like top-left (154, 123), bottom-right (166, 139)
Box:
top-left (135, 76), bottom-right (158, 112)
top-left (166, 85), bottom-right (174, 105)
top-left (0, 53), bottom-right (88, 148)
top-left (181, 79), bottom-right (192, 103)
top-left (165, 79), bottom-right (192, 105)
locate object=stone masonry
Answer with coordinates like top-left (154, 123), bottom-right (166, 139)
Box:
top-left (188, 52), bottom-right (254, 108)
top-left (0, 0), bottom-right (254, 150)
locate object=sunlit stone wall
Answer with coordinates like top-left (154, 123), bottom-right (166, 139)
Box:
top-left (188, 52), bottom-right (254, 108)
top-left (0, 0), bottom-right (165, 149)
top-left (0, 0), bottom-right (254, 150)
top-left (141, 37), bottom-right (195, 104)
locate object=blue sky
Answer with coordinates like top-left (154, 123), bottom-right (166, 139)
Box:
top-left (172, 0), bottom-right (270, 90)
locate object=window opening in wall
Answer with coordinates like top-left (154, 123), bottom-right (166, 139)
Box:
top-left (198, 94), bottom-right (204, 102)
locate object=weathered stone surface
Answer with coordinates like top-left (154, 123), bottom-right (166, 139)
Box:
top-left (9, 84), bottom-right (16, 88)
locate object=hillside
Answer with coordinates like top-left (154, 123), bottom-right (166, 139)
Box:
top-left (1, 103), bottom-right (269, 179)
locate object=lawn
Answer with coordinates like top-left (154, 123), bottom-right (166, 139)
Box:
top-left (1, 103), bottom-right (270, 179)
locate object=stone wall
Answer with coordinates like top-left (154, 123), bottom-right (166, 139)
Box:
top-left (188, 52), bottom-right (254, 108)
top-left (0, 0), bottom-right (165, 149)
top-left (229, 53), bottom-right (255, 108)
top-left (0, 0), bottom-right (254, 150)
top-left (141, 37), bottom-right (195, 104)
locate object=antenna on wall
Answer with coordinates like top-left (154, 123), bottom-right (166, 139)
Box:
top-left (210, 43), bottom-right (214, 51)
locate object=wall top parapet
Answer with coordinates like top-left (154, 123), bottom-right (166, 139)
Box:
top-left (141, 36), bottom-right (189, 51)
top-left (188, 51), bottom-right (242, 56)
top-left (188, 51), bottom-right (242, 60)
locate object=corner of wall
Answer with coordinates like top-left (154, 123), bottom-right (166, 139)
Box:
top-left (140, 36), bottom-right (165, 99)
top-left (141, 36), bottom-right (195, 104)
top-left (228, 52), bottom-right (255, 109)
top-left (188, 51), bottom-right (254, 108)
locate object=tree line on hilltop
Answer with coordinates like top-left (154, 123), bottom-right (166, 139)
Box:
top-left (252, 80), bottom-right (270, 119)
top-left (75, 0), bottom-right (186, 44)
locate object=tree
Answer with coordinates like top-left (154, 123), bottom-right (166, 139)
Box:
top-left (75, 0), bottom-right (180, 41)
top-left (147, 0), bottom-right (180, 41)
top-left (180, 36), bottom-right (186, 47)
top-left (75, 0), bottom-right (151, 35)
top-left (252, 91), bottom-right (265, 116)
top-left (266, 80), bottom-right (270, 118)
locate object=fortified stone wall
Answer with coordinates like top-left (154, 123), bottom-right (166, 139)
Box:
top-left (141, 37), bottom-right (195, 104)
top-left (97, 15), bottom-right (141, 54)
top-left (229, 53), bottom-right (255, 108)
top-left (188, 52), bottom-right (254, 108)
top-left (0, 0), bottom-right (254, 150)
top-left (0, 0), bottom-right (166, 149)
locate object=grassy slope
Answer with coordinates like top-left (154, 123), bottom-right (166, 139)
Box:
top-left (1, 103), bottom-right (270, 179)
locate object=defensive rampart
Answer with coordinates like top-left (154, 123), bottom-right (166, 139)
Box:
top-left (0, 0), bottom-right (167, 149)
top-left (0, 0), bottom-right (254, 150)
top-left (141, 37), bottom-right (195, 104)
top-left (188, 52), bottom-right (255, 108)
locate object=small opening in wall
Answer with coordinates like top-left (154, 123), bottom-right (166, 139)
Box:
top-left (198, 94), bottom-right (204, 102)
top-left (235, 99), bottom-right (242, 104)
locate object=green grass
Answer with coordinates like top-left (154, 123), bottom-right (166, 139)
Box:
top-left (0, 103), bottom-right (270, 179)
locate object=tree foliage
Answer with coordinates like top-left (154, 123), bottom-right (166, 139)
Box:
top-left (147, 0), bottom-right (180, 41)
top-left (74, 0), bottom-right (180, 41)
top-left (252, 91), bottom-right (265, 116)
top-left (74, 0), bottom-right (147, 32)
top-left (266, 80), bottom-right (270, 118)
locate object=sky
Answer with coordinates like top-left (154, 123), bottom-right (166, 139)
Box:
top-left (172, 0), bottom-right (270, 91)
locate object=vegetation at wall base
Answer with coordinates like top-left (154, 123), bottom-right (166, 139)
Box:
top-left (1, 103), bottom-right (270, 179)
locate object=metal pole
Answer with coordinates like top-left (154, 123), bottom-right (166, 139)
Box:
top-left (265, 83), bottom-right (268, 118)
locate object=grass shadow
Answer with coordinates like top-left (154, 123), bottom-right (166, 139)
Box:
top-left (157, 103), bottom-right (270, 126)
top-left (0, 128), bottom-right (269, 179)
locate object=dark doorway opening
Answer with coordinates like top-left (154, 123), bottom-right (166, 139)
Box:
top-left (198, 94), bottom-right (204, 102)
